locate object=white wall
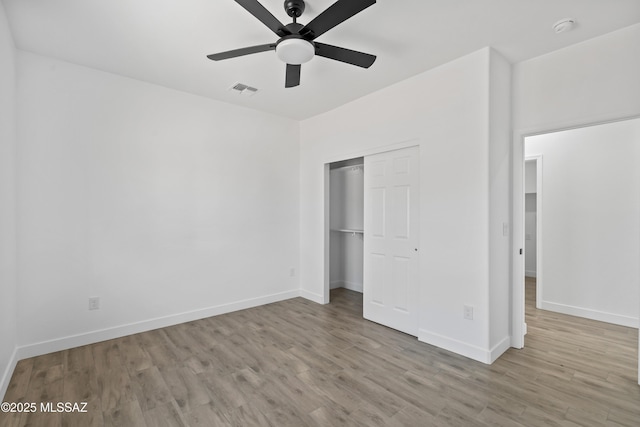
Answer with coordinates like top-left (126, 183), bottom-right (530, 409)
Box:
top-left (0, 1), bottom-right (18, 399)
top-left (525, 119), bottom-right (640, 326)
top-left (524, 160), bottom-right (537, 194)
top-left (300, 48), bottom-right (511, 363)
top-left (15, 52), bottom-right (300, 356)
top-left (329, 166), bottom-right (364, 231)
top-left (514, 24), bottom-right (640, 132)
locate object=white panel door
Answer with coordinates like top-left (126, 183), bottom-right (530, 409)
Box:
top-left (363, 146), bottom-right (419, 336)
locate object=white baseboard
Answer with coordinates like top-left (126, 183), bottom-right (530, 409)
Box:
top-left (490, 336), bottom-right (512, 363)
top-left (0, 346), bottom-right (19, 400)
top-left (16, 289), bottom-right (301, 361)
top-left (330, 280), bottom-right (363, 293)
top-left (342, 281), bottom-right (363, 293)
top-left (540, 300), bottom-right (639, 328)
top-left (330, 280), bottom-right (342, 290)
top-left (300, 289), bottom-right (326, 304)
top-left (419, 329), bottom-right (494, 364)
top-left (525, 270), bottom-right (537, 278)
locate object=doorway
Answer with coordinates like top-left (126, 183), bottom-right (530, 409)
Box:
top-left (513, 117), bottom-right (640, 382)
top-left (328, 157), bottom-right (364, 295)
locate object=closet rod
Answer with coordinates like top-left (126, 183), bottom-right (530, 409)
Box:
top-left (331, 164), bottom-right (364, 171)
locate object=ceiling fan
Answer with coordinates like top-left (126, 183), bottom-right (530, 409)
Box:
top-left (207, 0), bottom-right (377, 88)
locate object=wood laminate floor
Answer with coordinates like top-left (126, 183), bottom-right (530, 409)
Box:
top-left (1, 278), bottom-right (638, 426)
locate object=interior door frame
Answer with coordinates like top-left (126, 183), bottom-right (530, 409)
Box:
top-left (511, 113), bottom-right (640, 383)
top-left (322, 139), bottom-right (421, 305)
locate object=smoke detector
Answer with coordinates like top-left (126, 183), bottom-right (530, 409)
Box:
top-left (229, 82), bottom-right (258, 97)
top-left (553, 18), bottom-right (576, 34)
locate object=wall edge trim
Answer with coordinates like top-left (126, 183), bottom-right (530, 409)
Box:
top-left (300, 289), bottom-right (326, 304)
top-left (418, 328), bottom-right (493, 364)
top-left (490, 335), bottom-right (511, 363)
top-left (539, 301), bottom-right (638, 328)
top-left (0, 346), bottom-right (19, 400)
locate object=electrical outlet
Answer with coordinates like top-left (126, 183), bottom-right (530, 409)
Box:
top-left (463, 305), bottom-right (473, 320)
top-left (89, 297), bottom-right (100, 311)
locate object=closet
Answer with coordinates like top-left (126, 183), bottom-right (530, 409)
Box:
top-left (329, 157), bottom-right (364, 294)
top-left (328, 146), bottom-right (420, 335)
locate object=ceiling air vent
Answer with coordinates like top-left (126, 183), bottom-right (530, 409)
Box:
top-left (229, 82), bottom-right (258, 97)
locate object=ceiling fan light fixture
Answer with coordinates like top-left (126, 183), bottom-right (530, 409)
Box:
top-left (276, 38), bottom-right (315, 65)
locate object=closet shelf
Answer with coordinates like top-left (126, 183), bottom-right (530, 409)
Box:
top-left (332, 228), bottom-right (364, 234)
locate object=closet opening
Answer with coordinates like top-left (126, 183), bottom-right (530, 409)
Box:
top-left (328, 157), bottom-right (364, 302)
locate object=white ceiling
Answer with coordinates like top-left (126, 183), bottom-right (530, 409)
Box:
top-left (3, 0), bottom-right (640, 120)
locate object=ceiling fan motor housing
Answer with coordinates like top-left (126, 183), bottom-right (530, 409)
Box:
top-left (284, 0), bottom-right (306, 18)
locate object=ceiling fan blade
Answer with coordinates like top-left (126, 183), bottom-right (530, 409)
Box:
top-left (300, 0), bottom-right (375, 40)
top-left (207, 43), bottom-right (276, 61)
top-left (285, 64), bottom-right (301, 88)
top-left (235, 0), bottom-right (290, 37)
top-left (315, 42), bottom-right (376, 68)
